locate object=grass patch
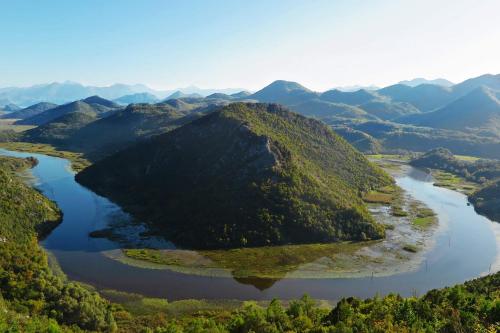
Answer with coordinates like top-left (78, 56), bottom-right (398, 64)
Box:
top-left (432, 170), bottom-right (478, 194)
top-left (363, 191), bottom-right (393, 204)
top-left (416, 207), bottom-right (435, 218)
top-left (402, 244), bottom-right (419, 253)
top-left (0, 141), bottom-right (90, 172)
top-left (0, 119), bottom-right (35, 132)
top-left (123, 241), bottom-right (377, 279)
top-left (408, 202), bottom-right (437, 228)
top-left (412, 216), bottom-right (436, 228)
top-left (455, 154), bottom-right (480, 162)
top-left (391, 205), bottom-right (408, 216)
top-left (101, 289), bottom-right (254, 317)
top-left (366, 154), bottom-right (411, 161)
top-left (373, 158), bottom-right (437, 225)
top-left (363, 185), bottom-right (397, 204)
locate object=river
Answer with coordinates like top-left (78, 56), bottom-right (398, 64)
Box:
top-left (1, 148), bottom-right (499, 300)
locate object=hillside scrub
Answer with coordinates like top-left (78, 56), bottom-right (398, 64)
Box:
top-left (110, 273), bottom-right (500, 332)
top-left (77, 103), bottom-right (392, 249)
top-left (411, 148), bottom-right (500, 222)
top-left (0, 156), bottom-right (116, 331)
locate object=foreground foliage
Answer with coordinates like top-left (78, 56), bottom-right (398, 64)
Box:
top-left (0, 153), bottom-right (499, 332)
top-left (0, 156), bottom-right (116, 331)
top-left (113, 273), bottom-right (500, 332)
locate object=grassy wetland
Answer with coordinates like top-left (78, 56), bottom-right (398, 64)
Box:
top-left (0, 141), bottom-right (90, 172)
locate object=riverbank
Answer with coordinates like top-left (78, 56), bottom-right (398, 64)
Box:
top-left (111, 159), bottom-right (439, 280)
top-left (1, 147), bottom-right (497, 301)
top-left (0, 141), bottom-right (90, 171)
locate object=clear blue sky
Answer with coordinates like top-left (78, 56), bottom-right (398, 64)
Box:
top-left (1, 0), bottom-right (499, 91)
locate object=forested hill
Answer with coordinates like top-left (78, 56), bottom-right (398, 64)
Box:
top-left (0, 154), bottom-right (499, 329)
top-left (410, 148), bottom-right (500, 222)
top-left (399, 86), bottom-right (500, 136)
top-left (66, 103), bottom-right (205, 157)
top-left (0, 102), bottom-right (57, 120)
top-left (16, 96), bottom-right (121, 126)
top-left (471, 180), bottom-right (500, 222)
top-left (77, 103), bottom-right (392, 249)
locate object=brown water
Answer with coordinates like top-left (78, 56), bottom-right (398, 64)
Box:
top-left (2, 148), bottom-right (499, 300)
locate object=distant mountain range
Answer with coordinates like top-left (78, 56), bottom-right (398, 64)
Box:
top-left (333, 85), bottom-right (380, 92)
top-left (6, 73), bottom-right (500, 131)
top-left (0, 102), bottom-right (21, 113)
top-left (2, 74), bottom-right (496, 111)
top-left (399, 86), bottom-right (500, 135)
top-left (164, 91), bottom-right (204, 100)
top-left (16, 96), bottom-right (121, 126)
top-left (247, 74), bottom-right (500, 119)
top-left (398, 78), bottom-right (454, 87)
top-left (3, 73), bottom-right (500, 160)
top-left (0, 82), bottom-right (246, 107)
top-left (0, 82), bottom-right (161, 107)
top-left (18, 96), bottom-right (228, 158)
top-left (113, 93), bottom-right (159, 105)
top-left (1, 102), bottom-right (58, 120)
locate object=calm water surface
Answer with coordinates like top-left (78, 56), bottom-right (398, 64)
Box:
top-left (1, 149), bottom-right (499, 300)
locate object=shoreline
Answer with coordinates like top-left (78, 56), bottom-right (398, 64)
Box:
top-left (104, 159), bottom-right (440, 280)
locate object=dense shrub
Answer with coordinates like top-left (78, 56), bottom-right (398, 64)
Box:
top-left (0, 156), bottom-right (116, 332)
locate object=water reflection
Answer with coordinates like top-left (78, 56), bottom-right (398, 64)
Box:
top-left (1, 148), bottom-right (498, 300)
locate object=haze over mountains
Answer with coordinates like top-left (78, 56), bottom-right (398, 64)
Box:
top-left (0, 82), bottom-right (245, 107)
top-left (113, 93), bottom-right (159, 105)
top-left (400, 86), bottom-right (500, 134)
top-left (398, 78), bottom-right (454, 87)
top-left (0, 75), bottom-right (480, 109)
top-left (1, 102), bottom-right (58, 120)
top-left (2, 72), bottom-right (500, 160)
top-left (16, 96), bottom-right (121, 126)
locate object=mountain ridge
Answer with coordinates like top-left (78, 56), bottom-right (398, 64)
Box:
top-left (76, 103), bottom-right (391, 249)
top-left (16, 96), bottom-right (121, 126)
top-left (398, 86), bottom-right (500, 134)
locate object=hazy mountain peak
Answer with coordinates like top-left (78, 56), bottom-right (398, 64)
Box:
top-left (265, 80), bottom-right (312, 92)
top-left (399, 84), bottom-right (500, 132)
top-left (230, 91), bottom-right (252, 98)
top-left (451, 73), bottom-right (500, 98)
top-left (1, 102), bottom-right (57, 120)
top-left (462, 85), bottom-right (500, 104)
top-left (205, 93), bottom-right (233, 99)
top-left (164, 91), bottom-right (204, 100)
top-left (82, 95), bottom-right (119, 108)
top-left (250, 80), bottom-right (317, 104)
top-left (113, 92), bottom-right (159, 105)
top-left (320, 88), bottom-right (380, 105)
top-left (399, 78), bottom-right (454, 87)
top-left (333, 85), bottom-right (380, 92)
top-left (0, 103), bottom-right (21, 112)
